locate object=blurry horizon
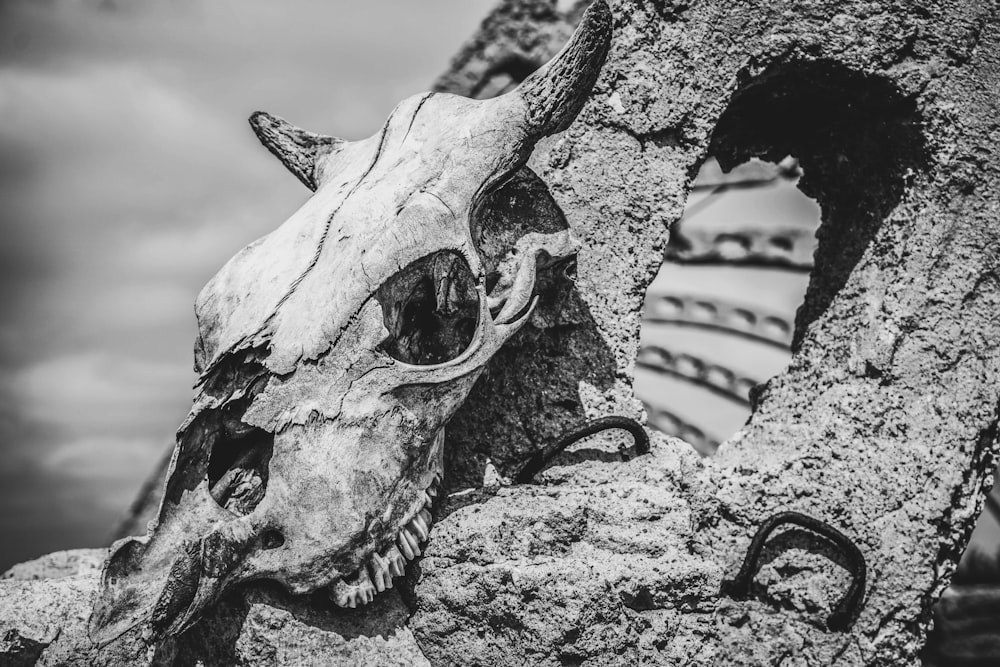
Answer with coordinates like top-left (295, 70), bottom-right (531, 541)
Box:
top-left (0, 0), bottom-right (496, 570)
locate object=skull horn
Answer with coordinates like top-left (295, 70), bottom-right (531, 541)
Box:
top-left (512, 0), bottom-right (612, 139)
top-left (249, 111), bottom-right (344, 191)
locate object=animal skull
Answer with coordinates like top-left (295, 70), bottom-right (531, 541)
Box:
top-left (89, 1), bottom-right (611, 645)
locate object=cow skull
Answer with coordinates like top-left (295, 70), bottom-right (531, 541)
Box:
top-left (89, 1), bottom-right (611, 645)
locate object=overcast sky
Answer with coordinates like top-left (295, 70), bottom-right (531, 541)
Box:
top-left (0, 0), bottom-right (496, 570)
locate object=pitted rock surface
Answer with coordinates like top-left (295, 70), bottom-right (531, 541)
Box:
top-left (2, 549), bottom-right (104, 582)
top-left (0, 550), bottom-right (429, 666)
top-left (414, 435), bottom-right (721, 666)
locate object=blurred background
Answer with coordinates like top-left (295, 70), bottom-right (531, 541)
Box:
top-left (0, 0), bottom-right (497, 569)
top-left (0, 0), bottom-right (996, 576)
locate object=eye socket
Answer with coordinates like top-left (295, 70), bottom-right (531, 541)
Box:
top-left (377, 250), bottom-right (480, 365)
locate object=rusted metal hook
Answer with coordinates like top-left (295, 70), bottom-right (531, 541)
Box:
top-left (514, 416), bottom-right (649, 484)
top-left (720, 510), bottom-right (867, 632)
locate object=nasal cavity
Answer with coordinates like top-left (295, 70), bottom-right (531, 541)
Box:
top-left (377, 250), bottom-right (480, 365)
top-left (207, 417), bottom-right (275, 516)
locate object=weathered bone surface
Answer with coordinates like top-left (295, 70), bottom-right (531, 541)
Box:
top-left (82, 0), bottom-right (611, 652)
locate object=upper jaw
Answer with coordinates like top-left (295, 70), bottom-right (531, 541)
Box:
top-left (328, 426), bottom-right (446, 608)
top-left (329, 474), bottom-right (441, 608)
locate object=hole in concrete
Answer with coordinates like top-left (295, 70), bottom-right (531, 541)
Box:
top-left (471, 54), bottom-right (542, 99)
top-left (638, 155), bottom-right (817, 456)
top-left (710, 60), bottom-right (926, 349)
top-left (640, 59), bottom-right (925, 456)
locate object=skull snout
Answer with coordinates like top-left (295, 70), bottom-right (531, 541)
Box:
top-left (151, 522), bottom-right (258, 637)
top-left (90, 515), bottom-right (262, 644)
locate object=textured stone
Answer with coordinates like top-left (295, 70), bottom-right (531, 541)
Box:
top-left (413, 434), bottom-right (717, 666)
top-left (2, 549), bottom-right (104, 582)
top-left (165, 585), bottom-right (430, 667)
top-left (0, 550), bottom-right (428, 666)
top-left (411, 0), bottom-right (1000, 664)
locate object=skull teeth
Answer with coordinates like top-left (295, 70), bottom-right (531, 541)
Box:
top-left (368, 552), bottom-right (392, 592)
top-left (329, 496), bottom-right (436, 609)
top-left (410, 512), bottom-right (429, 541)
top-left (331, 566), bottom-right (375, 609)
top-left (398, 527), bottom-right (420, 560)
top-left (385, 544), bottom-right (407, 577)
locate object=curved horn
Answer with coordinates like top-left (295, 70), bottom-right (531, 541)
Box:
top-left (248, 111), bottom-right (344, 191)
top-left (513, 0), bottom-right (612, 139)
